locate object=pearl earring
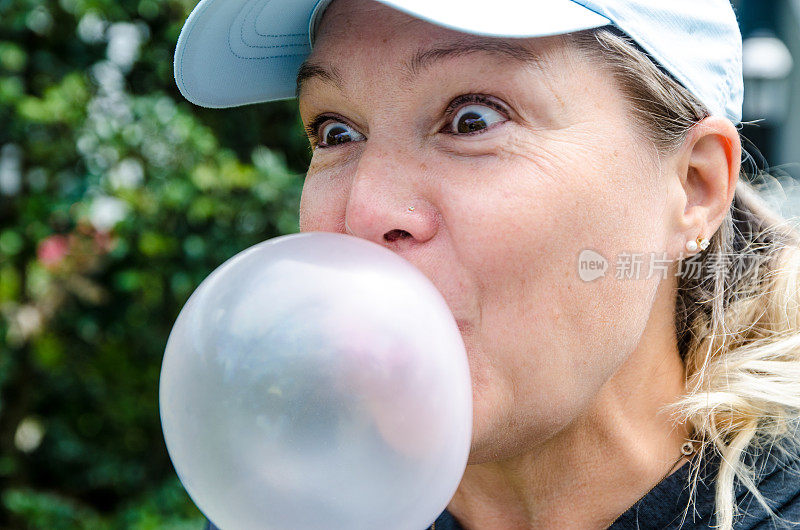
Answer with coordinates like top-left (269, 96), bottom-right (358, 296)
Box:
top-left (686, 236), bottom-right (710, 253)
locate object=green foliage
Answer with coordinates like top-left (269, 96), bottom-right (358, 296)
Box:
top-left (0, 0), bottom-right (311, 526)
top-left (3, 478), bottom-right (201, 529)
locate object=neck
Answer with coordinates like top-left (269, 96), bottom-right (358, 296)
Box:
top-left (448, 278), bottom-right (693, 530)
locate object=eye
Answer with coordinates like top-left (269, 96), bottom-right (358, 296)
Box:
top-left (306, 117), bottom-right (365, 149)
top-left (446, 95), bottom-right (508, 135)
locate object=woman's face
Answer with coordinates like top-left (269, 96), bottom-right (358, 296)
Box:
top-left (298, 0), bottom-right (676, 463)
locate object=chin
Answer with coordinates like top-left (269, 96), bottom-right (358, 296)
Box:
top-left (466, 399), bottom-right (518, 465)
top-left (465, 394), bottom-right (577, 466)
top-left (466, 430), bottom-right (522, 465)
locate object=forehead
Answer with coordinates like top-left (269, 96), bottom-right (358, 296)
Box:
top-left (300, 0), bottom-right (572, 99)
top-left (314, 0), bottom-right (450, 44)
top-left (315, 0), bottom-right (568, 57)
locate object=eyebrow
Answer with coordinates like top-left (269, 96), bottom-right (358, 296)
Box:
top-left (295, 37), bottom-right (546, 98)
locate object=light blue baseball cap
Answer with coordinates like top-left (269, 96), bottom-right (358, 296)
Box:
top-left (174, 0), bottom-right (743, 123)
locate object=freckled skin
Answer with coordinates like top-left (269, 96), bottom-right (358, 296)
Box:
top-left (297, 0), bottom-right (740, 527)
top-left (300, 0), bottom-right (666, 460)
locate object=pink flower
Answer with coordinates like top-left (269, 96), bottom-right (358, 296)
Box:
top-left (37, 235), bottom-right (70, 268)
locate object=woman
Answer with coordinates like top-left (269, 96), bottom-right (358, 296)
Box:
top-left (175, 0), bottom-right (800, 528)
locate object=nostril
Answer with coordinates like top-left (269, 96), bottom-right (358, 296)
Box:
top-left (384, 229), bottom-right (411, 242)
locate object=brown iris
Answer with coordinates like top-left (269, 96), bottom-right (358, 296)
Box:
top-left (324, 124), bottom-right (353, 146)
top-left (456, 111), bottom-right (487, 133)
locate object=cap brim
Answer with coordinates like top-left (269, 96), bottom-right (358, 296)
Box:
top-left (373, 0), bottom-right (610, 39)
top-left (174, 0), bottom-right (611, 109)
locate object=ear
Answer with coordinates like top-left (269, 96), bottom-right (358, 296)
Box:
top-left (667, 116), bottom-right (741, 258)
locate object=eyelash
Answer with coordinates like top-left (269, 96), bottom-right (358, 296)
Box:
top-left (304, 115), bottom-right (345, 148)
top-left (304, 93), bottom-right (508, 148)
top-left (441, 94), bottom-right (508, 135)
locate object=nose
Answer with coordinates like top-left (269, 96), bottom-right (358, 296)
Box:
top-left (344, 145), bottom-right (437, 249)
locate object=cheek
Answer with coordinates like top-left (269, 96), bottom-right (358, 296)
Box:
top-left (453, 136), bottom-right (669, 453)
top-left (298, 165), bottom-right (351, 232)
top-left (452, 131), bottom-right (665, 282)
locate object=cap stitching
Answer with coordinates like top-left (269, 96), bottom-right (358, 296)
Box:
top-left (242, 0), bottom-right (305, 38)
top-left (237, 0), bottom-right (306, 49)
top-left (229, 1), bottom-right (309, 58)
top-left (177, 0), bottom-right (308, 104)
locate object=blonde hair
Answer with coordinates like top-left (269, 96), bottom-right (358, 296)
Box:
top-left (569, 27), bottom-right (800, 530)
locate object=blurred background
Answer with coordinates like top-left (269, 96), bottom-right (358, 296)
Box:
top-left (0, 0), bottom-right (798, 528)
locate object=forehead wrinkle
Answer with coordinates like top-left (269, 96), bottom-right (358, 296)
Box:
top-left (297, 36), bottom-right (551, 99)
top-left (403, 37), bottom-right (549, 84)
